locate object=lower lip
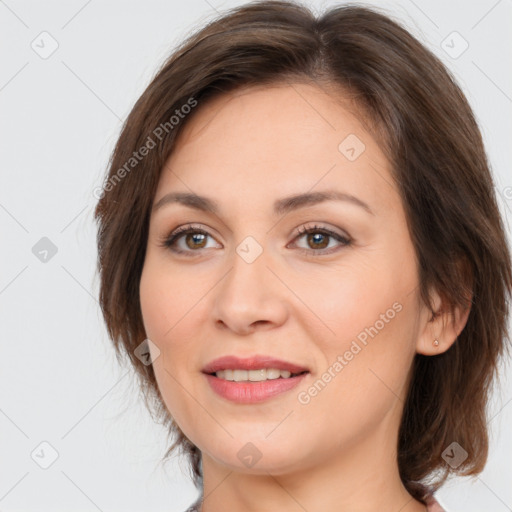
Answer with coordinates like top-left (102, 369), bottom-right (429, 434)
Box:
top-left (204, 372), bottom-right (308, 403)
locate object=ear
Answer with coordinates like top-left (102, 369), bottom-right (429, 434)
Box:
top-left (416, 285), bottom-right (472, 356)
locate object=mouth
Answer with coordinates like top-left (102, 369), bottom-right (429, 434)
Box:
top-left (202, 354), bottom-right (309, 376)
top-left (206, 368), bottom-right (309, 382)
top-left (202, 356), bottom-right (310, 403)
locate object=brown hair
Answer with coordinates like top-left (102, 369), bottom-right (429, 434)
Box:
top-left (94, 0), bottom-right (512, 503)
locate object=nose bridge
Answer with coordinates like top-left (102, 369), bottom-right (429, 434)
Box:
top-left (224, 233), bottom-right (273, 300)
top-left (212, 233), bottom-right (288, 331)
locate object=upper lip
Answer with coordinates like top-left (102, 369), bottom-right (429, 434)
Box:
top-left (202, 355), bottom-right (310, 374)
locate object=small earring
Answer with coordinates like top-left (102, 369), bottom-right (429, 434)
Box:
top-left (433, 339), bottom-right (439, 347)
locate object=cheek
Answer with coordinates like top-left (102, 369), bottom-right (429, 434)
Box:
top-left (301, 304), bottom-right (414, 445)
top-left (327, 291), bottom-right (418, 420)
top-left (139, 268), bottom-right (169, 342)
top-left (139, 257), bottom-right (192, 342)
top-left (298, 250), bottom-right (418, 403)
top-left (139, 257), bottom-right (210, 378)
top-left (291, 256), bottom-right (402, 346)
top-left (139, 262), bottom-right (200, 427)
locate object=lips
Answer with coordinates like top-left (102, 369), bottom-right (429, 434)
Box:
top-left (202, 354), bottom-right (309, 375)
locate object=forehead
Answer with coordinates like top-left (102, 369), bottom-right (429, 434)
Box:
top-left (157, 83), bottom-right (397, 214)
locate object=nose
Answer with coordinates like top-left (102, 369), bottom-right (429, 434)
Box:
top-left (211, 242), bottom-right (289, 335)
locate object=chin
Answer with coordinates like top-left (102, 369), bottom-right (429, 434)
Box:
top-left (199, 433), bottom-right (307, 474)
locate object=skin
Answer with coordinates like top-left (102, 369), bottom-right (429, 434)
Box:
top-left (139, 82), bottom-right (469, 512)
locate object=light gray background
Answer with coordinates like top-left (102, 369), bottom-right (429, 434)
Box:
top-left (1, 0), bottom-right (511, 511)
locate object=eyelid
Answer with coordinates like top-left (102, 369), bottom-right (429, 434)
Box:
top-left (292, 222), bottom-right (350, 241)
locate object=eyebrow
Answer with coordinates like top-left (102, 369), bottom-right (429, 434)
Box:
top-left (152, 190), bottom-right (374, 216)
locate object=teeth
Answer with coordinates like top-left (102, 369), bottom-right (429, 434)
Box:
top-left (214, 368), bottom-right (297, 381)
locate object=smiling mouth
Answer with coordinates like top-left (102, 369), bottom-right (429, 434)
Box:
top-left (208, 369), bottom-right (309, 382)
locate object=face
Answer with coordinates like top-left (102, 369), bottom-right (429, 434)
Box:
top-left (140, 82), bottom-right (428, 476)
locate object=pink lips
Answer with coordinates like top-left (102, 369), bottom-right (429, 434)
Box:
top-left (202, 354), bottom-right (310, 404)
top-left (202, 354), bottom-right (309, 374)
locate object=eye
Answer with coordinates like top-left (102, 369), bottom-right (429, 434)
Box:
top-left (290, 223), bottom-right (351, 256)
top-left (159, 223), bottom-right (351, 257)
top-left (159, 223), bottom-right (220, 256)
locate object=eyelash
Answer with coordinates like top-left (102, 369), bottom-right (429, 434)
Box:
top-left (159, 223), bottom-right (351, 257)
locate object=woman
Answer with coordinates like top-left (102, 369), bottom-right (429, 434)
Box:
top-left (94, 1), bottom-right (512, 511)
